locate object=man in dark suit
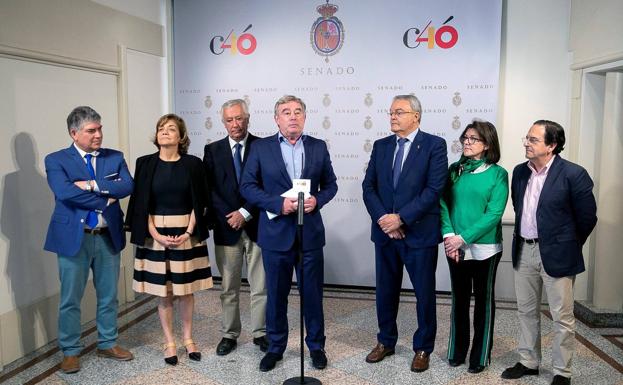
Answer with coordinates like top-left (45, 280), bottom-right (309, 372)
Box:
top-left (501, 120), bottom-right (597, 385)
top-left (240, 95), bottom-right (338, 372)
top-left (203, 99), bottom-right (267, 356)
top-left (362, 94), bottom-right (448, 373)
top-left (44, 106), bottom-right (134, 374)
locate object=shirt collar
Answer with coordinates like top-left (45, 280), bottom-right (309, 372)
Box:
top-left (228, 133), bottom-right (248, 149)
top-left (395, 128), bottom-right (418, 143)
top-left (528, 154), bottom-right (556, 175)
top-left (278, 131), bottom-right (306, 144)
top-left (73, 143), bottom-right (99, 158)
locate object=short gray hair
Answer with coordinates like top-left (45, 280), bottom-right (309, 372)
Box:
top-left (274, 95), bottom-right (306, 117)
top-left (66, 106), bottom-right (101, 134)
top-left (220, 99), bottom-right (249, 121)
top-left (393, 94), bottom-right (422, 122)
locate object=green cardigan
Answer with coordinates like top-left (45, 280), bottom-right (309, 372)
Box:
top-left (440, 163), bottom-right (509, 245)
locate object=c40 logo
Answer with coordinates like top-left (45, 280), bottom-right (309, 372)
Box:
top-left (209, 24), bottom-right (257, 55)
top-left (403, 16), bottom-right (458, 49)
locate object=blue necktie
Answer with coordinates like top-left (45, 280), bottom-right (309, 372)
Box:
top-left (84, 154), bottom-right (98, 228)
top-left (233, 143), bottom-right (242, 182)
top-left (392, 138), bottom-right (408, 189)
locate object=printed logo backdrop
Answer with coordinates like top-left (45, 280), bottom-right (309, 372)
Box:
top-left (173, 0), bottom-right (502, 289)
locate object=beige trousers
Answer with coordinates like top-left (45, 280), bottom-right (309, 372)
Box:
top-left (514, 242), bottom-right (575, 377)
top-left (215, 230), bottom-right (266, 339)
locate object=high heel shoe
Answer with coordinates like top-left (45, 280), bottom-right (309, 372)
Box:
top-left (184, 339), bottom-right (201, 361)
top-left (163, 342), bottom-right (178, 366)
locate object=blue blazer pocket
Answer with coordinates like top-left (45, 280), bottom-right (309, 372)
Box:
top-left (104, 172), bottom-right (119, 180)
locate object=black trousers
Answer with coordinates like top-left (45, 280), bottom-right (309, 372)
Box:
top-left (446, 252), bottom-right (502, 367)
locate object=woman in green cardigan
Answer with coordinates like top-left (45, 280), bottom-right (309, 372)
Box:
top-left (440, 120), bottom-right (509, 374)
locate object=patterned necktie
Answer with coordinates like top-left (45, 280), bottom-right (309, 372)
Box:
top-left (233, 143), bottom-right (242, 182)
top-left (84, 154), bottom-right (98, 228)
top-left (392, 138), bottom-right (408, 189)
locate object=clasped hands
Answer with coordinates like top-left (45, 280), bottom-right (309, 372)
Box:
top-left (282, 196), bottom-right (317, 215)
top-left (154, 232), bottom-right (190, 249)
top-left (226, 211), bottom-right (246, 230)
top-left (378, 213), bottom-right (404, 239)
top-left (444, 235), bottom-right (465, 263)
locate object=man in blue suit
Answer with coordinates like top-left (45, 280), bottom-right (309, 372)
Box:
top-left (240, 95), bottom-right (338, 372)
top-left (44, 106), bottom-right (134, 373)
top-left (501, 120), bottom-right (597, 385)
top-left (362, 95), bottom-right (447, 373)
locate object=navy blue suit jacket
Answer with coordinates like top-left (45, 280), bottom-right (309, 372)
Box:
top-left (362, 130), bottom-right (448, 248)
top-left (240, 134), bottom-right (338, 252)
top-left (511, 156), bottom-right (597, 277)
top-left (203, 134), bottom-right (260, 245)
top-left (44, 144), bottom-right (133, 256)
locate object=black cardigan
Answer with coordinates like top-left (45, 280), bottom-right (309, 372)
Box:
top-left (125, 152), bottom-right (211, 245)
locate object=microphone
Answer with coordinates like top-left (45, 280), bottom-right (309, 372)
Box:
top-left (297, 191), bottom-right (304, 226)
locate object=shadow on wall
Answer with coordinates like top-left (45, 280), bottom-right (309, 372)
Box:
top-left (1, 132), bottom-right (55, 356)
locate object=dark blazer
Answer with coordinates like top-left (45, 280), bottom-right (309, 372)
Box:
top-left (362, 130), bottom-right (448, 248)
top-left (44, 145), bottom-right (134, 256)
top-left (203, 134), bottom-right (260, 245)
top-left (511, 156), bottom-right (597, 277)
top-left (240, 134), bottom-right (338, 252)
top-left (125, 152), bottom-right (210, 245)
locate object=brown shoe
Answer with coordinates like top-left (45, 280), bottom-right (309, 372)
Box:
top-left (411, 351), bottom-right (430, 372)
top-left (365, 343), bottom-right (395, 363)
top-left (60, 355), bottom-right (80, 374)
top-left (96, 345), bottom-right (134, 361)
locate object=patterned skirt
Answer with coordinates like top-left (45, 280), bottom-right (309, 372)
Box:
top-left (133, 214), bottom-right (213, 297)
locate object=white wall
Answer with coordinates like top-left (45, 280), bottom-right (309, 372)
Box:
top-left (0, 0), bottom-right (168, 366)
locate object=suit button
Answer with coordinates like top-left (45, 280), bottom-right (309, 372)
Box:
top-left (80, 219), bottom-right (84, 223)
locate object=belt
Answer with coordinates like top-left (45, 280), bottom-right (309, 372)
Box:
top-left (521, 237), bottom-right (539, 244)
top-left (84, 227), bottom-right (108, 235)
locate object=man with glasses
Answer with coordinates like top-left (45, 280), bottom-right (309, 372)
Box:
top-left (502, 120), bottom-right (597, 385)
top-left (240, 95), bottom-right (338, 372)
top-left (203, 99), bottom-right (268, 356)
top-left (362, 94), bottom-right (448, 372)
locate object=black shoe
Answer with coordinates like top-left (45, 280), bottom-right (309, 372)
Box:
top-left (163, 343), bottom-right (178, 366)
top-left (259, 352), bottom-right (283, 372)
top-left (501, 362), bottom-right (539, 379)
top-left (448, 358), bottom-right (464, 367)
top-left (468, 364), bottom-right (485, 373)
top-left (310, 349), bottom-right (327, 370)
top-left (216, 338), bottom-right (237, 356)
top-left (551, 375), bottom-right (571, 385)
top-left (253, 336), bottom-right (269, 352)
top-left (164, 355), bottom-right (178, 366)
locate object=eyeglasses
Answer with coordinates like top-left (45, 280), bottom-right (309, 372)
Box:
top-left (387, 110), bottom-right (415, 118)
top-left (522, 136), bottom-right (543, 145)
top-left (459, 136), bottom-right (483, 145)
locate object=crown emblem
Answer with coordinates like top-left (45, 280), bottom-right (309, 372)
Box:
top-left (317, 2), bottom-right (338, 18)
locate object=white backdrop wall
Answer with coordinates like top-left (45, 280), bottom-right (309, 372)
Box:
top-left (173, 0), bottom-right (502, 289)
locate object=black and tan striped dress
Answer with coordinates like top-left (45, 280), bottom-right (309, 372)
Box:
top-left (133, 158), bottom-right (213, 297)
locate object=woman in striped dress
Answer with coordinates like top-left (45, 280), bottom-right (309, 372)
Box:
top-left (126, 114), bottom-right (213, 365)
top-left (440, 120), bottom-right (508, 374)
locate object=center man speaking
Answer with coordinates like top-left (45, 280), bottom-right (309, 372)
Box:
top-left (240, 95), bottom-right (338, 372)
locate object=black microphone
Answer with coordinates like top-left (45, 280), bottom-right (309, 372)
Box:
top-left (297, 191), bottom-right (304, 226)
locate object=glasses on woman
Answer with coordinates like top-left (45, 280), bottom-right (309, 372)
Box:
top-left (459, 135), bottom-right (483, 145)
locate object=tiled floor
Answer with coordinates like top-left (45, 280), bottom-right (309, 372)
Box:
top-left (1, 287), bottom-right (622, 384)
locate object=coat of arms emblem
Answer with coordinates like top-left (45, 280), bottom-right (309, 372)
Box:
top-left (311, 1), bottom-right (345, 63)
top-left (323, 116), bottom-right (331, 129)
top-left (204, 117), bottom-right (213, 130)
